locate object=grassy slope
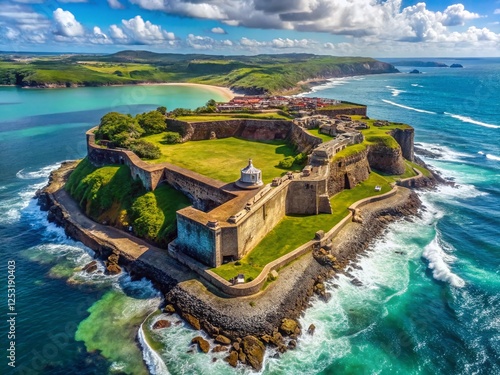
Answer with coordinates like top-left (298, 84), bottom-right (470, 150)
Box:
top-left (141, 135), bottom-right (300, 183)
top-left (65, 158), bottom-right (190, 245)
top-left (0, 53), bottom-right (394, 93)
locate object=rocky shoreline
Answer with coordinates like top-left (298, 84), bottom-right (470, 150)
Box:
top-left (37, 162), bottom-right (423, 371)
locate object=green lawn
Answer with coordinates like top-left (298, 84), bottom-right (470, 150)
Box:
top-left (211, 172), bottom-right (393, 281)
top-left (306, 128), bottom-right (335, 142)
top-left (141, 135), bottom-right (299, 183)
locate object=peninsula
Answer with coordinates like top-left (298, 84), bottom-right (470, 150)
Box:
top-left (38, 94), bottom-right (435, 370)
top-left (0, 50), bottom-right (398, 94)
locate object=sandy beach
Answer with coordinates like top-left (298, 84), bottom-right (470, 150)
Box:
top-left (138, 82), bottom-right (236, 101)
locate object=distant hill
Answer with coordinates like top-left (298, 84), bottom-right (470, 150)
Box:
top-left (390, 60), bottom-right (448, 67)
top-left (0, 50), bottom-right (399, 94)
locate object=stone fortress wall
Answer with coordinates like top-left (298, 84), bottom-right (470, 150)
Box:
top-left (86, 116), bottom-right (415, 277)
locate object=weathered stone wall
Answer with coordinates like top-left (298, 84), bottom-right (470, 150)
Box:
top-left (166, 118), bottom-right (294, 142)
top-left (233, 185), bottom-right (289, 259)
top-left (286, 179), bottom-right (330, 215)
top-left (176, 214), bottom-right (218, 266)
top-left (317, 105), bottom-right (367, 117)
top-left (328, 149), bottom-right (371, 196)
top-left (288, 122), bottom-right (323, 153)
top-left (367, 144), bottom-right (406, 175)
top-left (390, 127), bottom-right (414, 162)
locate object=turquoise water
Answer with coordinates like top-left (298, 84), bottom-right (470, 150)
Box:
top-left (0, 62), bottom-right (499, 374)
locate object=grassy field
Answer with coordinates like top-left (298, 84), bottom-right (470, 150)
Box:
top-left (0, 52), bottom-right (396, 93)
top-left (141, 135), bottom-right (299, 183)
top-left (306, 128), bottom-right (335, 142)
top-left (211, 172), bottom-right (392, 280)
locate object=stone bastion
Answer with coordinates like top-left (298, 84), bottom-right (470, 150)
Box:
top-left (86, 117), bottom-right (415, 293)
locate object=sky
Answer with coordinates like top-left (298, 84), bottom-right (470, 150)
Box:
top-left (1, 0), bottom-right (500, 57)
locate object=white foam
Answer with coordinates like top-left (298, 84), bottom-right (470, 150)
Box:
top-left (16, 163), bottom-right (61, 180)
top-left (417, 142), bottom-right (472, 162)
top-left (138, 321), bottom-right (170, 375)
top-left (411, 84), bottom-right (424, 88)
top-left (422, 232), bottom-right (465, 288)
top-left (444, 112), bottom-right (500, 129)
top-left (386, 86), bottom-right (406, 97)
top-left (486, 154), bottom-right (500, 161)
top-left (382, 99), bottom-right (437, 114)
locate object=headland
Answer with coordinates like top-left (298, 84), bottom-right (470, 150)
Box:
top-left (38, 93), bottom-right (436, 370)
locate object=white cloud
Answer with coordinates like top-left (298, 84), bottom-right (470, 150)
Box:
top-left (494, 9), bottom-right (500, 15)
top-left (53, 8), bottom-right (85, 37)
top-left (440, 4), bottom-right (480, 26)
top-left (211, 27), bottom-right (226, 34)
top-left (107, 0), bottom-right (124, 9)
top-left (89, 26), bottom-right (112, 44)
top-left (110, 15), bottom-right (175, 45)
top-left (238, 36), bottom-right (316, 50)
top-left (187, 34), bottom-right (215, 49)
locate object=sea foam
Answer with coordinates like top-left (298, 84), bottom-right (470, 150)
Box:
top-left (422, 232), bottom-right (465, 288)
top-left (382, 99), bottom-right (437, 114)
top-left (444, 112), bottom-right (500, 129)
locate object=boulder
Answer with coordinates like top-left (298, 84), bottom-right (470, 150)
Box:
top-left (288, 340), bottom-right (297, 350)
top-left (238, 350), bottom-right (247, 364)
top-left (241, 335), bottom-right (265, 371)
top-left (280, 318), bottom-right (299, 336)
top-left (215, 335), bottom-right (231, 345)
top-left (191, 336), bottom-right (210, 353)
top-left (152, 320), bottom-right (171, 330)
top-left (212, 345), bottom-right (227, 353)
top-left (225, 350), bottom-right (239, 367)
top-left (82, 260), bottom-right (98, 273)
top-left (183, 313), bottom-right (201, 330)
top-left (107, 253), bottom-right (119, 264)
top-left (163, 304), bottom-right (175, 314)
top-left (307, 324), bottom-right (316, 335)
top-left (105, 263), bottom-right (121, 275)
top-left (201, 320), bottom-right (219, 337)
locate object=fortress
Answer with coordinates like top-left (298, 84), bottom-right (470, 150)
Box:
top-left (86, 107), bottom-right (417, 291)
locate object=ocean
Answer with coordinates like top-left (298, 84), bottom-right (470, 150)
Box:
top-left (0, 60), bottom-right (499, 374)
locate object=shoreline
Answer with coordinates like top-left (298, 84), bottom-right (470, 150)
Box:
top-left (37, 161), bottom-right (423, 370)
top-left (135, 82), bottom-right (236, 101)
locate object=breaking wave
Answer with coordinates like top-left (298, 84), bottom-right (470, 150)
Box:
top-left (382, 99), bottom-right (437, 114)
top-left (444, 112), bottom-right (500, 129)
top-left (422, 232), bottom-right (465, 288)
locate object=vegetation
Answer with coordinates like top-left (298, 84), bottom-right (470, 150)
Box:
top-left (129, 139), bottom-right (162, 159)
top-left (161, 131), bottom-right (182, 144)
top-left (211, 172), bottom-right (393, 280)
top-left (0, 52), bottom-right (397, 94)
top-left (306, 128), bottom-right (335, 142)
top-left (65, 158), bottom-right (190, 245)
top-left (140, 135), bottom-right (299, 183)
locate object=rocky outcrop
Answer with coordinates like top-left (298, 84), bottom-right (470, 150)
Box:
top-left (241, 336), bottom-right (265, 371)
top-left (391, 128), bottom-right (414, 162)
top-left (367, 144), bottom-right (406, 175)
top-left (153, 320), bottom-right (171, 329)
top-left (328, 148), bottom-right (371, 196)
top-left (192, 336), bottom-right (210, 353)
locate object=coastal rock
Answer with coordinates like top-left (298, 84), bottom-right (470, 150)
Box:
top-left (280, 318), bottom-right (299, 336)
top-left (105, 263), bottom-right (121, 275)
top-left (201, 320), bottom-right (219, 337)
top-left (153, 320), bottom-right (171, 329)
top-left (163, 304), bottom-right (176, 314)
top-left (82, 260), bottom-right (98, 273)
top-left (212, 345), bottom-right (227, 353)
top-left (191, 336), bottom-right (210, 353)
top-left (183, 313), bottom-right (201, 330)
top-left (241, 336), bottom-right (265, 371)
top-left (307, 324), bottom-right (316, 335)
top-left (288, 340), bottom-right (297, 350)
top-left (225, 350), bottom-right (239, 367)
top-left (215, 335), bottom-right (231, 345)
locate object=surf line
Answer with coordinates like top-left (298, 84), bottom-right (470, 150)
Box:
top-left (382, 100), bottom-right (437, 114)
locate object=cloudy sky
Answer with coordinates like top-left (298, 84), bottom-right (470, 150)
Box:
top-left (1, 0), bottom-right (500, 57)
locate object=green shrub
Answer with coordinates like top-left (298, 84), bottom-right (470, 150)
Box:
top-left (136, 110), bottom-right (166, 135)
top-left (129, 140), bottom-right (161, 159)
top-left (131, 193), bottom-right (164, 240)
top-left (161, 131), bottom-right (182, 144)
top-left (278, 156), bottom-right (295, 169)
top-left (95, 112), bottom-right (143, 147)
top-left (294, 153), bottom-right (307, 165)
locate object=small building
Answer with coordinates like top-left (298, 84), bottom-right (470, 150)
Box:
top-left (235, 159), bottom-right (264, 189)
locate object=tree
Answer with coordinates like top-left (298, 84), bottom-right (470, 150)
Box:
top-left (95, 112), bottom-right (144, 147)
top-left (136, 110), bottom-right (166, 135)
top-left (156, 106), bottom-right (167, 115)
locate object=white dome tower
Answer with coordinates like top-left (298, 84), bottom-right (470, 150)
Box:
top-left (235, 159), bottom-right (263, 189)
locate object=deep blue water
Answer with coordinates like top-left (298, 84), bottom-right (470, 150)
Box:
top-left (0, 61), bottom-right (499, 374)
